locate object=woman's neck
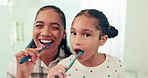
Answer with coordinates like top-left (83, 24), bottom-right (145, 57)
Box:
top-left (40, 48), bottom-right (59, 66)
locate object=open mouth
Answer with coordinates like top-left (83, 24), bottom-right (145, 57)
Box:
top-left (74, 49), bottom-right (84, 55)
top-left (39, 39), bottom-right (53, 46)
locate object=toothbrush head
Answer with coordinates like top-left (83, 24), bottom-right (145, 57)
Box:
top-left (47, 41), bottom-right (53, 46)
top-left (65, 50), bottom-right (84, 72)
top-left (78, 50), bottom-right (84, 56)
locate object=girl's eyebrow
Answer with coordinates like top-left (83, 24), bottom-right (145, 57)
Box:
top-left (82, 29), bottom-right (93, 32)
top-left (70, 27), bottom-right (75, 30)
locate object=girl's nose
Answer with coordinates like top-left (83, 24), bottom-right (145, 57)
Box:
top-left (74, 36), bottom-right (82, 45)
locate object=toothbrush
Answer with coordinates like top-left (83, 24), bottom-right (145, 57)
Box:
top-left (19, 42), bottom-right (53, 64)
top-left (55, 51), bottom-right (84, 78)
top-left (65, 50), bottom-right (84, 72)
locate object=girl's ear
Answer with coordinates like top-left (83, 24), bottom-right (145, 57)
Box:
top-left (99, 35), bottom-right (108, 46)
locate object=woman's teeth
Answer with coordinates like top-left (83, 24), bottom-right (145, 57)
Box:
top-left (40, 40), bottom-right (52, 43)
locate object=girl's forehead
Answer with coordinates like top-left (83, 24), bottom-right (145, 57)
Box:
top-left (73, 15), bottom-right (98, 29)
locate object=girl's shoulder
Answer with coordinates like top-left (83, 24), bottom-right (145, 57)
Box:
top-left (58, 55), bottom-right (75, 66)
top-left (105, 54), bottom-right (124, 68)
top-left (106, 54), bottom-right (122, 63)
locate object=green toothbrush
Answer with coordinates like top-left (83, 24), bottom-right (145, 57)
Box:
top-left (55, 51), bottom-right (83, 78)
top-left (19, 42), bottom-right (53, 64)
top-left (65, 50), bottom-right (84, 72)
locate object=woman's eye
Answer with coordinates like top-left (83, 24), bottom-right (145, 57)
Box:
top-left (51, 26), bottom-right (60, 31)
top-left (51, 27), bottom-right (59, 30)
top-left (35, 24), bottom-right (43, 28)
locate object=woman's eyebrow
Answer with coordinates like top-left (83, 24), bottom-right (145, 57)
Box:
top-left (50, 22), bottom-right (61, 27)
top-left (35, 21), bottom-right (44, 24)
top-left (35, 21), bottom-right (61, 27)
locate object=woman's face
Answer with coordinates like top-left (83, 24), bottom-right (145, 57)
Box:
top-left (33, 9), bottom-right (65, 53)
top-left (70, 15), bottom-right (103, 63)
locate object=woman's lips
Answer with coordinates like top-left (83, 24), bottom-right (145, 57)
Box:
top-left (39, 39), bottom-right (53, 46)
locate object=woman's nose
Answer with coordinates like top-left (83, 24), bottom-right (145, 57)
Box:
top-left (41, 27), bottom-right (52, 37)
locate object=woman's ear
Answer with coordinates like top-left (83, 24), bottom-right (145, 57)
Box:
top-left (62, 30), bottom-right (66, 39)
top-left (99, 35), bottom-right (108, 46)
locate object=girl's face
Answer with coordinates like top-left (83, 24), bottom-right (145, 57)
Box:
top-left (33, 9), bottom-right (65, 54)
top-left (70, 15), bottom-right (107, 63)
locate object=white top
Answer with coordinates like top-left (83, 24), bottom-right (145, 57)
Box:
top-left (59, 54), bottom-right (125, 78)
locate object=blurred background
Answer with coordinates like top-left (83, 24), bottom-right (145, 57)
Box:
top-left (0, 0), bottom-right (148, 78)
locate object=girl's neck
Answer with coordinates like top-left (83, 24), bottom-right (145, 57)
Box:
top-left (81, 53), bottom-right (106, 67)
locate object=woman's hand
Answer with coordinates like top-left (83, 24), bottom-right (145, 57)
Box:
top-left (47, 64), bottom-right (68, 78)
top-left (16, 47), bottom-right (41, 78)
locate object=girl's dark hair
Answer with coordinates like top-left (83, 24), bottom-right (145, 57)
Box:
top-left (26, 5), bottom-right (72, 57)
top-left (74, 9), bottom-right (118, 39)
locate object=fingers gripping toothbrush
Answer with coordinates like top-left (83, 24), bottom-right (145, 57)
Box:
top-left (19, 42), bottom-right (53, 64)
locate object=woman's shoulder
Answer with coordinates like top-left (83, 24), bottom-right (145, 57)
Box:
top-left (6, 57), bottom-right (17, 77)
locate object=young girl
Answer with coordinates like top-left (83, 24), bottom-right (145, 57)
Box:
top-left (47, 9), bottom-right (125, 78)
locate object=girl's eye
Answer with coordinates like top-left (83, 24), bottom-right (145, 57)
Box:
top-left (71, 32), bottom-right (76, 36)
top-left (84, 33), bottom-right (91, 37)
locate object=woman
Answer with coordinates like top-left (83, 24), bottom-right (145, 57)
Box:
top-left (6, 5), bottom-right (72, 78)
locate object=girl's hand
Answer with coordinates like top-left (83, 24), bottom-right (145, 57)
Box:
top-left (15, 47), bottom-right (41, 78)
top-left (47, 64), bottom-right (68, 78)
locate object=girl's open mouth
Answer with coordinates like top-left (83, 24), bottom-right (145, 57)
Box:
top-left (74, 49), bottom-right (84, 55)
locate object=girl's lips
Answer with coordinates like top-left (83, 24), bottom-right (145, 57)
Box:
top-left (74, 49), bottom-right (84, 55)
top-left (78, 54), bottom-right (83, 59)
